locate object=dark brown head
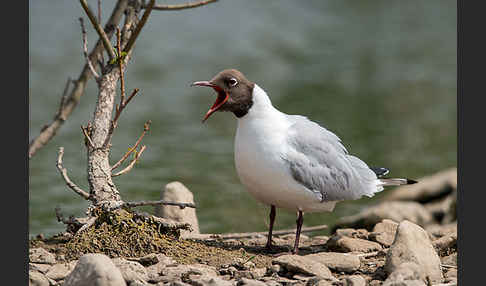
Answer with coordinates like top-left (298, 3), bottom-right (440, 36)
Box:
top-left (191, 69), bottom-right (255, 122)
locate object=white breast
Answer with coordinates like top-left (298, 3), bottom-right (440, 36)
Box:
top-left (234, 85), bottom-right (333, 212)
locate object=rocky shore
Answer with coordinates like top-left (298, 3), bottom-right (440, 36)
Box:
top-left (29, 168), bottom-right (457, 286)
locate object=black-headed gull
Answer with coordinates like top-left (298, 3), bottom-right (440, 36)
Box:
top-left (191, 69), bottom-right (416, 254)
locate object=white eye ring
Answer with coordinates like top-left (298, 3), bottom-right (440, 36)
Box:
top-left (229, 78), bottom-right (238, 87)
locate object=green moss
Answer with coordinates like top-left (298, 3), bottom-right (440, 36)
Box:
top-left (30, 208), bottom-right (273, 268)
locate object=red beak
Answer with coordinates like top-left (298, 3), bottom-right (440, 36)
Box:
top-left (191, 81), bottom-right (230, 122)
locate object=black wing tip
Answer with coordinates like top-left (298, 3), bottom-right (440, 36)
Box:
top-left (407, 179), bottom-right (418, 184)
top-left (370, 167), bottom-right (390, 177)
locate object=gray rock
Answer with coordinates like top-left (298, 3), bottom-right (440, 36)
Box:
top-left (305, 277), bottom-right (334, 286)
top-left (384, 262), bottom-right (425, 283)
top-left (45, 261), bottom-right (77, 281)
top-left (155, 181), bottom-right (200, 235)
top-left (305, 252), bottom-right (360, 273)
top-left (369, 219), bottom-right (399, 247)
top-left (441, 253), bottom-right (457, 267)
top-left (29, 263), bottom-right (52, 274)
top-left (384, 168), bottom-right (456, 203)
top-left (145, 254), bottom-right (177, 281)
top-left (426, 222), bottom-right (457, 239)
top-left (112, 258), bottom-right (149, 284)
top-left (188, 275), bottom-right (233, 286)
top-left (342, 275), bottom-right (366, 286)
top-left (444, 268), bottom-right (457, 280)
top-left (334, 201), bottom-right (433, 231)
top-left (237, 277), bottom-right (267, 286)
top-left (29, 248), bottom-right (56, 265)
top-left (272, 255), bottom-right (333, 279)
top-left (63, 253), bottom-right (126, 286)
top-left (162, 264), bottom-right (218, 278)
top-left (382, 280), bottom-right (426, 286)
top-left (335, 228), bottom-right (368, 239)
top-left (384, 221), bottom-right (443, 284)
top-left (250, 268), bottom-right (267, 279)
top-left (29, 271), bottom-right (49, 286)
top-left (325, 235), bottom-right (382, 253)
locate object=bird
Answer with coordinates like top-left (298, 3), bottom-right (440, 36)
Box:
top-left (191, 69), bottom-right (417, 254)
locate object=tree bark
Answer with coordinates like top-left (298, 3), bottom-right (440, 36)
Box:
top-left (86, 3), bottom-right (138, 208)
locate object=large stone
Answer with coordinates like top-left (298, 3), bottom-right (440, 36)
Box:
top-left (63, 253), bottom-right (126, 286)
top-left (305, 252), bottom-right (360, 273)
top-left (162, 264), bottom-right (218, 279)
top-left (29, 271), bottom-right (49, 286)
top-left (155, 181), bottom-right (200, 235)
top-left (188, 275), bottom-right (233, 286)
top-left (45, 261), bottom-right (77, 280)
top-left (325, 235), bottom-right (382, 253)
top-left (342, 275), bottom-right (366, 286)
top-left (112, 258), bottom-right (149, 284)
top-left (29, 248), bottom-right (56, 264)
top-left (236, 277), bottom-right (267, 286)
top-left (384, 168), bottom-right (456, 203)
top-left (333, 201), bottom-right (433, 231)
top-left (369, 219), bottom-right (399, 247)
top-left (272, 255), bottom-right (333, 279)
top-left (385, 221), bottom-right (443, 284)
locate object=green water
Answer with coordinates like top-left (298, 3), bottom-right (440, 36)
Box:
top-left (29, 0), bottom-right (456, 237)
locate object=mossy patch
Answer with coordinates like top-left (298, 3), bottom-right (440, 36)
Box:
top-left (30, 208), bottom-right (273, 268)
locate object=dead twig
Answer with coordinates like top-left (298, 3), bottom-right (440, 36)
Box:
top-left (81, 125), bottom-right (95, 148)
top-left (111, 120), bottom-right (151, 171)
top-left (56, 147), bottom-right (91, 200)
top-left (147, 0), bottom-right (218, 11)
top-left (79, 18), bottom-right (100, 79)
top-left (76, 216), bottom-right (97, 234)
top-left (29, 0), bottom-right (128, 159)
top-left (123, 200), bottom-right (196, 209)
top-left (116, 27), bottom-right (126, 104)
top-left (123, 0), bottom-right (155, 54)
top-left (111, 145), bottom-right (147, 177)
top-left (185, 224), bottom-right (328, 240)
top-left (55, 78), bottom-right (73, 120)
top-left (79, 0), bottom-right (116, 60)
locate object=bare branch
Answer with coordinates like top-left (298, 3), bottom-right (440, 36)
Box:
top-left (76, 216), bottom-right (97, 234)
top-left (123, 200), bottom-right (196, 209)
top-left (55, 78), bottom-right (73, 120)
top-left (111, 120), bottom-right (151, 171)
top-left (111, 145), bottom-right (147, 177)
top-left (97, 0), bottom-right (102, 24)
top-left (56, 147), bottom-right (91, 200)
top-left (117, 27), bottom-right (126, 104)
top-left (81, 125), bottom-right (95, 148)
top-left (79, 18), bottom-right (100, 79)
top-left (79, 0), bottom-right (117, 60)
top-left (123, 0), bottom-right (155, 54)
top-left (29, 0), bottom-right (128, 159)
top-left (185, 224), bottom-right (328, 240)
top-left (147, 0), bottom-right (218, 11)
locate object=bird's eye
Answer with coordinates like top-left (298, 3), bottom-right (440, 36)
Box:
top-left (228, 78), bottom-right (238, 87)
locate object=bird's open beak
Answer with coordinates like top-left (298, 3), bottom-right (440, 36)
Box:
top-left (191, 81), bottom-right (229, 122)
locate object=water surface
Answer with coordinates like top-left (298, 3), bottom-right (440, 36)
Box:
top-left (29, 0), bottom-right (456, 237)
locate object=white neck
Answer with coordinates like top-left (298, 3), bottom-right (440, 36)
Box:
top-left (237, 84), bottom-right (283, 121)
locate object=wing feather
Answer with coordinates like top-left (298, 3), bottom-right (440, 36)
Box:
top-left (283, 115), bottom-right (382, 201)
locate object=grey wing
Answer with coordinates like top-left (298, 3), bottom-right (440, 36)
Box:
top-left (282, 115), bottom-right (381, 201)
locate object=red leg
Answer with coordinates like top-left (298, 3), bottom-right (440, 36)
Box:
top-left (265, 205), bottom-right (276, 249)
top-left (292, 210), bottom-right (304, 254)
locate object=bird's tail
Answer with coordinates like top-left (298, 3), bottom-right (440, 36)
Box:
top-left (378, 178), bottom-right (418, 187)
